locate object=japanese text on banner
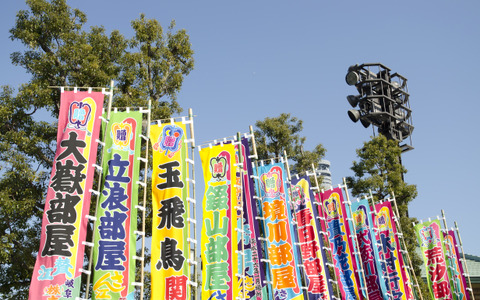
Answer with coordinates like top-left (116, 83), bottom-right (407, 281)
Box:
top-left (29, 91), bottom-right (104, 300)
top-left (150, 121), bottom-right (191, 300)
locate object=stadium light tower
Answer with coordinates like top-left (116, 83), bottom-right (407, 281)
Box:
top-left (345, 63), bottom-right (414, 152)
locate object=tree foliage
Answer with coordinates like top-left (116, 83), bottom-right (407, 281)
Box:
top-left (346, 134), bottom-right (430, 298)
top-left (254, 113), bottom-right (326, 176)
top-left (0, 0), bottom-right (194, 298)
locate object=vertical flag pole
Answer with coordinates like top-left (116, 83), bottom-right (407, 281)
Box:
top-left (390, 193), bottom-right (424, 300)
top-left (454, 221), bottom-right (476, 300)
top-left (342, 178), bottom-right (370, 300)
top-left (188, 108), bottom-right (198, 297)
top-left (138, 100), bottom-right (151, 300)
top-left (84, 80), bottom-right (114, 298)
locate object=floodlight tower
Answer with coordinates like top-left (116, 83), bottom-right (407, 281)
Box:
top-left (345, 63), bottom-right (414, 152)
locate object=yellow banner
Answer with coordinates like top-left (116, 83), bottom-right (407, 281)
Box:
top-left (150, 121), bottom-right (190, 300)
top-left (200, 143), bottom-right (239, 300)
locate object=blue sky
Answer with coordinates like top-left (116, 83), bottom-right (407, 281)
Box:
top-left (1, 1), bottom-right (479, 256)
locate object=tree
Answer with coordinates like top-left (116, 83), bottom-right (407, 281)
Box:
top-left (0, 0), bottom-right (194, 298)
top-left (254, 113), bottom-right (326, 176)
top-left (346, 134), bottom-right (429, 298)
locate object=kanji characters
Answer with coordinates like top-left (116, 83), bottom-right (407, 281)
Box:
top-left (99, 211), bottom-right (127, 240)
top-left (205, 236), bottom-right (229, 263)
top-left (157, 196), bottom-right (185, 229)
top-left (166, 275), bottom-right (188, 300)
top-left (95, 240), bottom-right (126, 271)
top-left (268, 243), bottom-right (293, 266)
top-left (263, 200), bottom-right (287, 221)
top-left (205, 262), bottom-right (231, 290)
top-left (46, 193), bottom-right (81, 224)
top-left (205, 184), bottom-right (229, 211)
top-left (157, 237), bottom-right (185, 271)
top-left (42, 224), bottom-right (75, 257)
top-left (271, 265), bottom-right (298, 291)
top-left (205, 211), bottom-right (229, 236)
top-left (50, 160), bottom-right (86, 194)
top-left (267, 221), bottom-right (288, 243)
top-left (157, 161), bottom-right (184, 189)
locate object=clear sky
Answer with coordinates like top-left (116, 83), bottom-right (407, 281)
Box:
top-left (1, 1), bottom-right (479, 255)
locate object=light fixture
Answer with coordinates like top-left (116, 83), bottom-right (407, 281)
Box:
top-left (360, 118), bottom-right (370, 128)
top-left (347, 95), bottom-right (361, 107)
top-left (344, 63), bottom-right (414, 151)
top-left (348, 109), bottom-right (361, 123)
top-left (345, 71), bottom-right (359, 86)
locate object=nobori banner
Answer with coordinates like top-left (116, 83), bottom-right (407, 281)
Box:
top-left (256, 162), bottom-right (304, 300)
top-left (150, 120), bottom-right (191, 300)
top-left (373, 201), bottom-right (413, 300)
top-left (29, 91), bottom-right (104, 300)
top-left (200, 143), bottom-right (239, 300)
top-left (92, 111), bottom-right (143, 299)
top-left (290, 176), bottom-right (333, 300)
top-left (349, 198), bottom-right (389, 300)
top-left (319, 187), bottom-right (362, 300)
top-left (236, 138), bottom-right (267, 299)
top-left (415, 220), bottom-right (453, 300)
top-left (445, 230), bottom-right (470, 300)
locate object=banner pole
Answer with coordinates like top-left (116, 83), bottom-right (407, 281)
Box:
top-left (84, 80), bottom-right (114, 298)
top-left (188, 108), bottom-right (198, 298)
top-left (342, 178), bottom-right (370, 300)
top-left (454, 221), bottom-right (476, 300)
top-left (138, 100), bottom-right (151, 300)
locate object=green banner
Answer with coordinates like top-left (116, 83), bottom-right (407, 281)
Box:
top-left (92, 111), bottom-right (143, 300)
top-left (415, 219), bottom-right (453, 300)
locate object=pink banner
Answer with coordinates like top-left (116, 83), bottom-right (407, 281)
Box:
top-left (29, 91), bottom-right (104, 300)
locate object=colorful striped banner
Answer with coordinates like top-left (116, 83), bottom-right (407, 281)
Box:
top-left (256, 162), bottom-right (304, 300)
top-left (91, 111), bottom-right (142, 299)
top-left (350, 198), bottom-right (388, 300)
top-left (415, 220), bottom-right (453, 300)
top-left (444, 230), bottom-right (468, 300)
top-left (290, 176), bottom-right (333, 300)
top-left (200, 143), bottom-right (239, 300)
top-left (373, 201), bottom-right (412, 300)
top-left (29, 91), bottom-right (104, 300)
top-left (236, 138), bottom-right (267, 299)
top-left (150, 121), bottom-right (191, 300)
top-left (320, 187), bottom-right (362, 300)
